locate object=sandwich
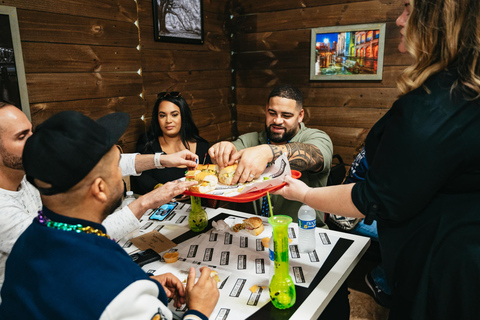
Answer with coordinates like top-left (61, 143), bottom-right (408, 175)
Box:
top-left (232, 217), bottom-right (264, 236)
top-left (186, 164), bottom-right (219, 181)
top-left (197, 164), bottom-right (219, 175)
top-left (243, 217), bottom-right (264, 236)
top-left (218, 164), bottom-right (238, 185)
top-left (189, 174), bottom-right (218, 193)
top-left (185, 169), bottom-right (200, 181)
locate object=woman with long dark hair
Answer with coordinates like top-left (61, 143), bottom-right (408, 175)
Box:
top-left (131, 92), bottom-right (210, 194)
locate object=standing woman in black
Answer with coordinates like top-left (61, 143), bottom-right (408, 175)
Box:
top-left (275, 0), bottom-right (480, 318)
top-left (131, 92), bottom-right (210, 194)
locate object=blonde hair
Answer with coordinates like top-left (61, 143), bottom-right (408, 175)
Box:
top-left (397, 0), bottom-right (480, 98)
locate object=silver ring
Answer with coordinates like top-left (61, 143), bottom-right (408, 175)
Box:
top-left (249, 174), bottom-right (255, 179)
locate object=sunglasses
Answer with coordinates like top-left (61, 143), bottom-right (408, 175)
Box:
top-left (157, 91), bottom-right (182, 99)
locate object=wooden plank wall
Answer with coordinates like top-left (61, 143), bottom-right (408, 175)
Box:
top-left (231, 0), bottom-right (414, 164)
top-left (4, 0), bottom-right (232, 153)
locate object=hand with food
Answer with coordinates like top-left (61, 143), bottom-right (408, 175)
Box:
top-left (228, 145), bottom-right (273, 185)
top-left (208, 141), bottom-right (237, 168)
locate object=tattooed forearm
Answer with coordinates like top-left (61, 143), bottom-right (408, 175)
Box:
top-left (286, 143), bottom-right (324, 171)
top-left (269, 144), bottom-right (284, 162)
top-left (268, 143), bottom-right (324, 171)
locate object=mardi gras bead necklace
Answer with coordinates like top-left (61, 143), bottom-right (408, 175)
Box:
top-left (37, 211), bottom-right (112, 240)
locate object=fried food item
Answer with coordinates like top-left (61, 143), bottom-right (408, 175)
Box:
top-left (210, 270), bottom-right (221, 282)
top-left (232, 217), bottom-right (264, 236)
top-left (243, 217), bottom-right (264, 236)
top-left (232, 223), bottom-right (244, 232)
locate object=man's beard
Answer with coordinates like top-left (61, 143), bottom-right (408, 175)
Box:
top-left (0, 142), bottom-right (23, 170)
top-left (265, 124), bottom-right (298, 143)
top-left (101, 189), bottom-right (124, 221)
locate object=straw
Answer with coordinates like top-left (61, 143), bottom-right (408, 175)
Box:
top-left (267, 191), bottom-right (274, 218)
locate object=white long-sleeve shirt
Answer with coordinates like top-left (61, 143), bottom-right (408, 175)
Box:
top-left (0, 153), bottom-right (143, 296)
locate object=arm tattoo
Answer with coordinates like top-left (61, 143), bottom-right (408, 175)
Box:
top-left (269, 142), bottom-right (324, 172)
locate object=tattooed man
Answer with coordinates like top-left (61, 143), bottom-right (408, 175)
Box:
top-left (209, 84), bottom-right (333, 226)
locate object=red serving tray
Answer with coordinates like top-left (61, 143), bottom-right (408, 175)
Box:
top-left (183, 170), bottom-right (301, 203)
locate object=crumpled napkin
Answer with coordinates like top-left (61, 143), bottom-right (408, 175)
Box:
top-left (212, 220), bottom-right (230, 231)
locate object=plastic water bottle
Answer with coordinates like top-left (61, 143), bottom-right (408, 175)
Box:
top-left (121, 191), bottom-right (136, 208)
top-left (297, 204), bottom-right (316, 253)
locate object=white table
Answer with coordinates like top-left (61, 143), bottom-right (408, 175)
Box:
top-left (121, 205), bottom-right (370, 319)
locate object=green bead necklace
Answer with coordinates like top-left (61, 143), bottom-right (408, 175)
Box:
top-left (37, 211), bottom-right (112, 240)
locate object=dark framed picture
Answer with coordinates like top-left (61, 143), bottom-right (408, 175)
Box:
top-left (0, 5), bottom-right (30, 119)
top-left (310, 23), bottom-right (386, 81)
top-left (152, 0), bottom-right (204, 45)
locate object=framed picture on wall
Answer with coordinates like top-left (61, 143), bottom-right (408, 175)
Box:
top-left (152, 0), bottom-right (204, 45)
top-left (310, 23), bottom-right (386, 81)
top-left (0, 5), bottom-right (30, 120)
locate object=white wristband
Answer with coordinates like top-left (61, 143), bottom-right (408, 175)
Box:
top-left (154, 152), bottom-right (165, 169)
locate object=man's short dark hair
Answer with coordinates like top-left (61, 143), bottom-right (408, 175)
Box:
top-left (267, 84), bottom-right (303, 109)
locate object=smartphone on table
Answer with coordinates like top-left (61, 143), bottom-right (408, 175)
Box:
top-left (129, 249), bottom-right (161, 267)
top-left (149, 201), bottom-right (178, 221)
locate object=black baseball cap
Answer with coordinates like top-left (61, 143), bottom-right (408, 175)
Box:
top-left (23, 111), bottom-right (129, 195)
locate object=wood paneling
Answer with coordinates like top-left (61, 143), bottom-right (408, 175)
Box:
top-left (234, 1), bottom-right (399, 34)
top-left (18, 10), bottom-right (139, 47)
top-left (23, 43), bottom-right (141, 73)
top-left (13, 0), bottom-right (232, 153)
top-left (29, 96), bottom-right (145, 124)
top-left (142, 70), bottom-right (231, 95)
top-left (233, 0), bottom-right (369, 14)
top-left (1, 0), bottom-right (137, 22)
top-left (141, 50), bottom-right (230, 72)
top-left (27, 73), bottom-right (142, 103)
top-left (236, 66), bottom-right (404, 89)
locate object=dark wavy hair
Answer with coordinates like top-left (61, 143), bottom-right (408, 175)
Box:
top-left (267, 84), bottom-right (303, 110)
top-left (142, 94), bottom-right (205, 153)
